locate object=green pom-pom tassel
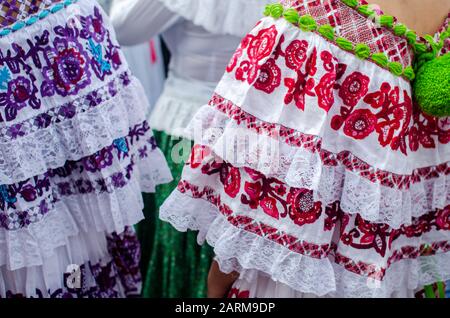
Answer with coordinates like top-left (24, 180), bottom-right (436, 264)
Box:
top-left (380, 15), bottom-right (394, 28)
top-left (299, 14), bottom-right (317, 31)
top-left (318, 24), bottom-right (335, 41)
top-left (406, 30), bottom-right (417, 45)
top-left (270, 4), bottom-right (284, 19)
top-left (403, 66), bottom-right (415, 81)
top-left (283, 8), bottom-right (299, 24)
top-left (336, 37), bottom-right (354, 51)
top-left (371, 52), bottom-right (389, 67)
top-left (341, 0), bottom-right (358, 7)
top-left (263, 4), bottom-right (273, 16)
top-left (357, 5), bottom-right (374, 16)
top-left (393, 24), bottom-right (407, 36)
top-left (355, 43), bottom-right (371, 59)
top-left (414, 53), bottom-right (450, 117)
top-left (388, 62), bottom-right (403, 76)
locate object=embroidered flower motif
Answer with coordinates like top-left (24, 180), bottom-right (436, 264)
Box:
top-left (41, 37), bottom-right (91, 97)
top-left (243, 181), bottom-right (262, 209)
top-left (260, 196), bottom-right (279, 219)
top-left (283, 48), bottom-right (317, 111)
top-left (220, 165), bottom-right (241, 198)
top-left (82, 147), bottom-right (114, 172)
top-left (234, 25), bottom-right (278, 84)
top-left (80, 7), bottom-right (106, 43)
top-left (0, 75), bottom-right (40, 121)
top-left (287, 188), bottom-right (322, 226)
top-left (315, 72), bottom-right (336, 112)
top-left (343, 109), bottom-right (377, 140)
top-left (254, 58), bottom-right (281, 94)
top-left (285, 39), bottom-right (309, 70)
top-left (189, 145), bottom-right (211, 169)
top-left (436, 207), bottom-right (450, 231)
top-left (19, 184), bottom-right (37, 202)
top-left (339, 71), bottom-right (370, 107)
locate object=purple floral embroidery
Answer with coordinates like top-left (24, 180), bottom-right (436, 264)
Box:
top-left (33, 113), bottom-right (52, 128)
top-left (82, 146), bottom-right (114, 173)
top-left (41, 37), bottom-right (91, 97)
top-left (80, 7), bottom-right (106, 43)
top-left (58, 102), bottom-right (76, 119)
top-left (0, 75), bottom-right (41, 121)
top-left (6, 123), bottom-right (25, 139)
top-left (111, 172), bottom-right (126, 188)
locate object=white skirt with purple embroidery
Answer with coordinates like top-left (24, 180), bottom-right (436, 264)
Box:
top-left (0, 0), bottom-right (171, 297)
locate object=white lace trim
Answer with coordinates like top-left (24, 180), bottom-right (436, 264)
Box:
top-left (157, 0), bottom-right (272, 37)
top-left (160, 190), bottom-right (450, 298)
top-left (0, 77), bottom-right (148, 185)
top-left (186, 105), bottom-right (449, 228)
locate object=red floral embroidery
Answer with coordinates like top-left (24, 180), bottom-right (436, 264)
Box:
top-left (287, 188), bottom-right (322, 226)
top-left (221, 165), bottom-right (241, 198)
top-left (343, 109), bottom-right (377, 140)
top-left (284, 39), bottom-right (309, 70)
top-left (339, 72), bottom-right (370, 107)
top-left (232, 25), bottom-right (278, 85)
top-left (254, 58), bottom-right (281, 94)
top-left (189, 145), bottom-right (211, 169)
top-left (283, 48), bottom-right (317, 111)
top-left (436, 207), bottom-right (450, 231)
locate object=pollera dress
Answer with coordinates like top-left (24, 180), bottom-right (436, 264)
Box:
top-left (160, 0), bottom-right (450, 298)
top-left (111, 0), bottom-right (272, 297)
top-left (0, 0), bottom-right (171, 297)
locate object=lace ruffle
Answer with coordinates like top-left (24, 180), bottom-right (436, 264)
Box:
top-left (157, 0), bottom-right (272, 37)
top-left (0, 77), bottom-right (148, 185)
top-left (186, 104), bottom-right (448, 228)
top-left (160, 190), bottom-right (450, 298)
top-left (0, 124), bottom-right (172, 270)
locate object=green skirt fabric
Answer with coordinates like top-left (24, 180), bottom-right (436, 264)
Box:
top-left (137, 131), bottom-right (214, 298)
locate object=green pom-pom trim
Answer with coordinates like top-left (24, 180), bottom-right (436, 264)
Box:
top-left (403, 66), bottom-right (415, 81)
top-left (355, 43), bottom-right (371, 59)
top-left (406, 30), bottom-right (417, 45)
top-left (371, 52), bottom-right (389, 67)
top-left (283, 8), bottom-right (299, 24)
top-left (380, 15), bottom-right (394, 28)
top-left (318, 24), bottom-right (335, 41)
top-left (263, 4), bottom-right (273, 16)
top-left (388, 62), bottom-right (403, 76)
top-left (414, 42), bottom-right (428, 54)
top-left (341, 0), bottom-right (358, 7)
top-left (299, 14), bottom-right (317, 31)
top-left (414, 53), bottom-right (450, 117)
top-left (357, 5), bottom-right (374, 16)
top-left (270, 3), bottom-right (284, 18)
top-left (393, 24), bottom-right (407, 36)
top-left (336, 37), bottom-right (354, 51)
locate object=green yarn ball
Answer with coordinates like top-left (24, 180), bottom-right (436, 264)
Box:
top-left (414, 53), bottom-right (450, 117)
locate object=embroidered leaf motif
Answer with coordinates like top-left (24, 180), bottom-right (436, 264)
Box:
top-left (0, 67), bottom-right (11, 90)
top-left (88, 38), bottom-right (111, 74)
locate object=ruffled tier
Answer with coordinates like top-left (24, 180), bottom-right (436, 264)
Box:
top-left (0, 227), bottom-right (142, 298)
top-left (0, 121), bottom-right (172, 270)
top-left (149, 74), bottom-right (214, 139)
top-left (157, 0), bottom-right (272, 37)
top-left (160, 188), bottom-right (450, 298)
top-left (186, 102), bottom-right (448, 228)
top-left (0, 75), bottom-right (148, 185)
